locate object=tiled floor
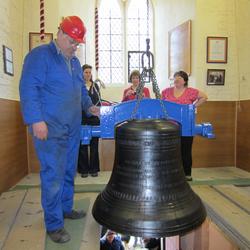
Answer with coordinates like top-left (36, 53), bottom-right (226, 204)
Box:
top-left (14, 166), bottom-right (250, 187)
top-left (14, 171), bottom-right (111, 187)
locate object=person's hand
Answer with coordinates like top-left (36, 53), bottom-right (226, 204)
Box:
top-left (89, 105), bottom-right (100, 117)
top-left (32, 121), bottom-right (48, 140)
top-left (126, 89), bottom-right (136, 97)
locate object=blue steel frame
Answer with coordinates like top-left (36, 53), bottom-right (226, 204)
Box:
top-left (81, 99), bottom-right (215, 144)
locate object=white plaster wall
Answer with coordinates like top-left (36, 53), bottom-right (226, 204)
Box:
top-left (0, 0), bottom-right (24, 100)
top-left (1, 0), bottom-right (249, 102)
top-left (235, 0), bottom-right (250, 100)
top-left (195, 0), bottom-right (239, 101)
top-left (154, 0), bottom-right (240, 101)
top-left (22, 0), bottom-right (124, 102)
top-left (23, 0), bottom-right (95, 63)
top-left (153, 0), bottom-right (196, 91)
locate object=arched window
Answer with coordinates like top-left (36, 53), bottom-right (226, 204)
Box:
top-left (127, 0), bottom-right (153, 51)
top-left (127, 0), bottom-right (154, 78)
top-left (97, 0), bottom-right (154, 85)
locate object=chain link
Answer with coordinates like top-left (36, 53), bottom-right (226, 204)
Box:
top-left (130, 69), bottom-right (147, 119)
top-left (150, 69), bottom-right (168, 118)
top-left (146, 0), bottom-right (149, 38)
top-left (130, 5), bottom-right (168, 120)
top-left (130, 67), bottom-right (168, 120)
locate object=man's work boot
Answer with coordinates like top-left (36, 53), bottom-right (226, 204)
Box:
top-left (64, 209), bottom-right (86, 219)
top-left (47, 228), bottom-right (70, 243)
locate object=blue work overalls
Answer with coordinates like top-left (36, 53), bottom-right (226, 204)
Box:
top-left (19, 42), bottom-right (92, 231)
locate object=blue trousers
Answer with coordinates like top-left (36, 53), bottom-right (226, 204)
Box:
top-left (33, 126), bottom-right (80, 231)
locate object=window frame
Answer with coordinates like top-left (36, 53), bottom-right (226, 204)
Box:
top-left (97, 0), bottom-right (154, 86)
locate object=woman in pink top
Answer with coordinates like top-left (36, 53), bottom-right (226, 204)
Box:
top-left (122, 70), bottom-right (150, 102)
top-left (161, 71), bottom-right (207, 181)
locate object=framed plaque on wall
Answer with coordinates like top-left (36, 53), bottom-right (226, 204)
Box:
top-left (207, 37), bottom-right (228, 63)
top-left (2, 45), bottom-right (14, 76)
top-left (29, 32), bottom-right (53, 51)
top-left (168, 20), bottom-right (191, 78)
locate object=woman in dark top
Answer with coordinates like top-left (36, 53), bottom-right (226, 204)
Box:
top-left (78, 64), bottom-right (101, 177)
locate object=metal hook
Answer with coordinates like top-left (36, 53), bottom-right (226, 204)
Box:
top-left (141, 39), bottom-right (154, 70)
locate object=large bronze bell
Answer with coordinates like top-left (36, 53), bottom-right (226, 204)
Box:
top-left (92, 119), bottom-right (206, 237)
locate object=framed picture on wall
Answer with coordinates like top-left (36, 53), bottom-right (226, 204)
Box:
top-left (207, 69), bottom-right (225, 85)
top-left (29, 32), bottom-right (53, 51)
top-left (207, 37), bottom-right (228, 63)
top-left (2, 45), bottom-right (14, 76)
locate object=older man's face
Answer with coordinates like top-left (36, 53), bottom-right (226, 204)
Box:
top-left (57, 29), bottom-right (79, 58)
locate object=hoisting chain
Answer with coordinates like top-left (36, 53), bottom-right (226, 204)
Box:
top-left (130, 0), bottom-right (168, 120)
top-left (150, 69), bottom-right (168, 118)
top-left (146, 0), bottom-right (149, 38)
top-left (130, 69), bottom-right (147, 120)
top-left (130, 67), bottom-right (168, 120)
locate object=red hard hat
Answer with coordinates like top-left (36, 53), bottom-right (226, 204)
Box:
top-left (60, 16), bottom-right (86, 43)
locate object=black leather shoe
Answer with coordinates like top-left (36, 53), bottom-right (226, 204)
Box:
top-left (47, 228), bottom-right (70, 243)
top-left (91, 172), bottom-right (98, 177)
top-left (81, 173), bottom-right (88, 178)
top-left (64, 209), bottom-right (86, 219)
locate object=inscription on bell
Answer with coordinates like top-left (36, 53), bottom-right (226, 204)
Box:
top-left (118, 137), bottom-right (179, 147)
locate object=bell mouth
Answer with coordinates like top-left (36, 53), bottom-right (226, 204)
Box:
top-left (93, 187), bottom-right (206, 237)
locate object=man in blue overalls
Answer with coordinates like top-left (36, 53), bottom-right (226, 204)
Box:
top-left (19, 16), bottom-right (99, 243)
